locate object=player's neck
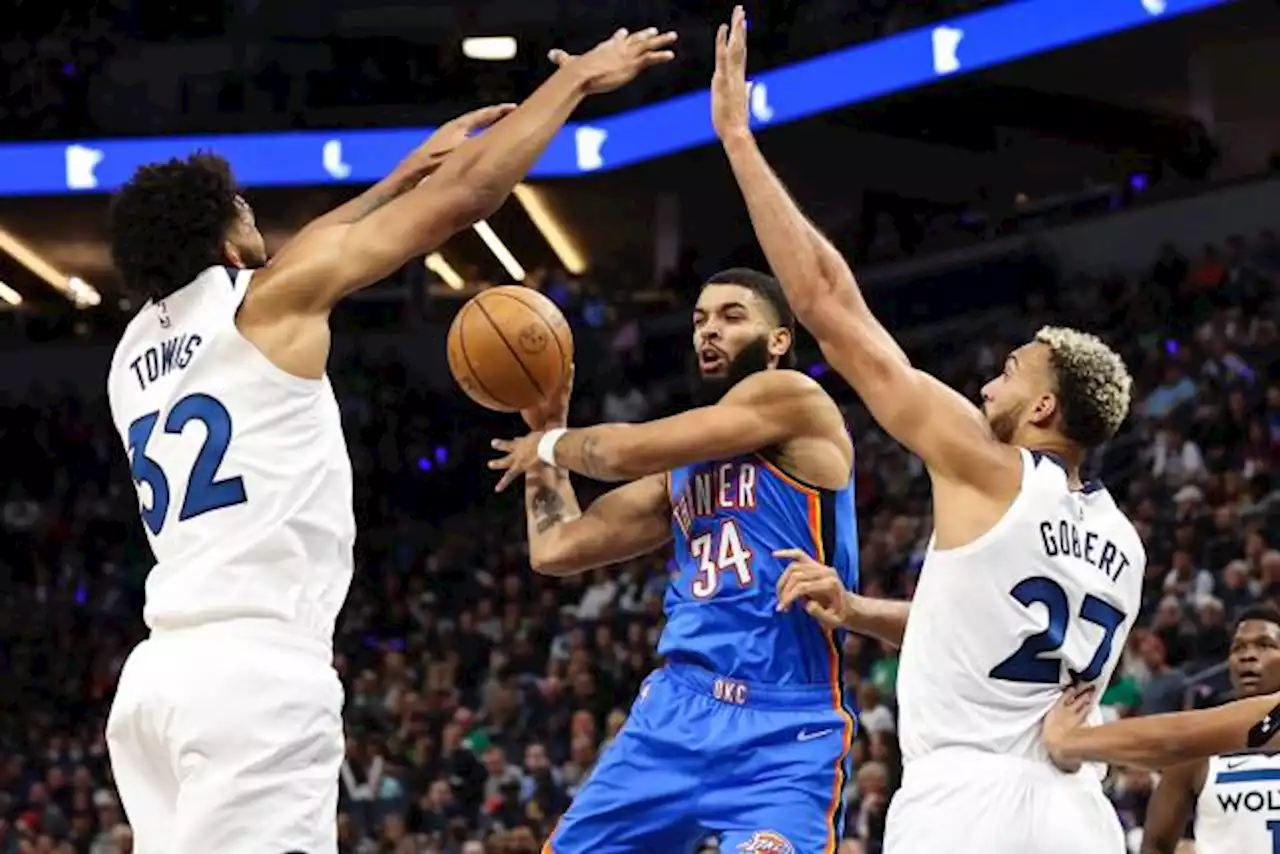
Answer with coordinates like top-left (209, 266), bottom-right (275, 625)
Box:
top-left (1019, 434), bottom-right (1084, 489)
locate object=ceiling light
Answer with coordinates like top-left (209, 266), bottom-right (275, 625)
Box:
top-left (513, 183), bottom-right (586, 275)
top-left (462, 36), bottom-right (517, 61)
top-left (472, 220), bottom-right (526, 282)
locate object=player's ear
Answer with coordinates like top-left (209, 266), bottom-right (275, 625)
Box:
top-left (1028, 392), bottom-right (1059, 428)
top-left (768, 326), bottom-right (792, 361)
top-left (222, 238), bottom-right (244, 268)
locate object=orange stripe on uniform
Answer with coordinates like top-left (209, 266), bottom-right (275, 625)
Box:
top-left (755, 454), bottom-right (819, 497)
top-left (810, 491), bottom-right (855, 853)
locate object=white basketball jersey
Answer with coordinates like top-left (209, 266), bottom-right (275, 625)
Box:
top-left (896, 447), bottom-right (1145, 767)
top-left (106, 266), bottom-right (355, 645)
top-left (1195, 753), bottom-right (1280, 853)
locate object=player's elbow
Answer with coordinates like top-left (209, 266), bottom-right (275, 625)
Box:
top-left (529, 543), bottom-right (591, 577)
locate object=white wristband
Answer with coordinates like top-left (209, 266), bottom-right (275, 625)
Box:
top-left (537, 428), bottom-right (568, 467)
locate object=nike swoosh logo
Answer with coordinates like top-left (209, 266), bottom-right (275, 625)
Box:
top-left (1226, 759), bottom-right (1251, 770)
top-left (797, 728), bottom-right (836, 742)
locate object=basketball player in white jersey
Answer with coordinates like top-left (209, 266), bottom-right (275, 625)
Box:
top-left (710, 7), bottom-right (1139, 852)
top-left (102, 28), bottom-right (676, 854)
top-left (1135, 606), bottom-right (1280, 854)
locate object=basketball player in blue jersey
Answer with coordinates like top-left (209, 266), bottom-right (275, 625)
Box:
top-left (489, 268), bottom-right (858, 853)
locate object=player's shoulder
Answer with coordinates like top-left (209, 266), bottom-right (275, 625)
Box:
top-left (724, 368), bottom-right (833, 406)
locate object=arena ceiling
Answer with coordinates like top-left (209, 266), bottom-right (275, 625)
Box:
top-left (0, 0), bottom-right (1274, 317)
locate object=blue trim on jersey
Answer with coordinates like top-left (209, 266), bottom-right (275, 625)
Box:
top-left (1029, 448), bottom-right (1106, 494)
top-left (1215, 768), bottom-right (1280, 785)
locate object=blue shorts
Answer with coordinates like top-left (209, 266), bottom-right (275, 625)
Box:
top-left (544, 662), bottom-right (856, 854)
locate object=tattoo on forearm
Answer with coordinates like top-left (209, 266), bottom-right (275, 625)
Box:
top-left (531, 484), bottom-right (568, 533)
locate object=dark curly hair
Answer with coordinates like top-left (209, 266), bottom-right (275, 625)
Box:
top-left (109, 153), bottom-right (241, 301)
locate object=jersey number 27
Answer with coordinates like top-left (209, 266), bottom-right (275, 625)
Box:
top-left (989, 576), bottom-right (1126, 685)
top-left (127, 393), bottom-right (247, 536)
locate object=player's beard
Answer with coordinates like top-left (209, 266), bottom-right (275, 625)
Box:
top-left (695, 335), bottom-right (772, 405)
top-left (985, 401), bottom-right (1021, 444)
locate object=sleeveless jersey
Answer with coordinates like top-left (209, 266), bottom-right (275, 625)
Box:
top-left (1195, 753), bottom-right (1280, 853)
top-left (896, 448), bottom-right (1144, 766)
top-left (106, 266), bottom-right (355, 645)
top-left (659, 452), bottom-right (859, 688)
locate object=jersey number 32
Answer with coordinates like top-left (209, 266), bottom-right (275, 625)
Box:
top-left (127, 393), bottom-right (247, 536)
top-left (989, 576), bottom-right (1126, 685)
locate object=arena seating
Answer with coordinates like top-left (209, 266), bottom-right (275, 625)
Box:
top-left (0, 228), bottom-right (1275, 853)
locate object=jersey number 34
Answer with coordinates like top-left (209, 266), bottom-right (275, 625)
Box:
top-left (989, 576), bottom-right (1126, 685)
top-left (127, 393), bottom-right (247, 536)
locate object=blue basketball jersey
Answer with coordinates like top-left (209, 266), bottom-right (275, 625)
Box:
top-left (659, 452), bottom-right (860, 687)
top-left (546, 451), bottom-right (861, 854)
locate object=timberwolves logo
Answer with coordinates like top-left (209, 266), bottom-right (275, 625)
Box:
top-left (738, 831), bottom-right (795, 854)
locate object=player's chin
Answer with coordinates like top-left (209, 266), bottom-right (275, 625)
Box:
top-left (1236, 673), bottom-right (1263, 695)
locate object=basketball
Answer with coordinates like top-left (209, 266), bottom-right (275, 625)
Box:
top-left (446, 286), bottom-right (574, 412)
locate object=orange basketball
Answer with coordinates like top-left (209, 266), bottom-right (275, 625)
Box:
top-left (446, 286), bottom-right (574, 412)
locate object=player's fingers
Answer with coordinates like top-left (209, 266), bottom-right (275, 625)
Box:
top-left (804, 601), bottom-right (841, 628)
top-left (714, 23), bottom-right (728, 64)
top-left (613, 28), bottom-right (629, 40)
top-left (777, 576), bottom-right (825, 611)
top-left (731, 8), bottom-right (748, 63)
top-left (772, 548), bottom-right (814, 563)
top-left (548, 49), bottom-right (572, 65)
top-left (641, 30), bottom-right (678, 50)
top-left (494, 468), bottom-right (519, 493)
top-left (629, 27), bottom-right (659, 42)
top-left (641, 51), bottom-right (675, 67)
top-left (486, 454), bottom-right (512, 470)
top-left (491, 438), bottom-right (514, 452)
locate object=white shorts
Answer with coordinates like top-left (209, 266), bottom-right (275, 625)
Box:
top-left (884, 749), bottom-right (1125, 854)
top-left (106, 619), bottom-right (344, 854)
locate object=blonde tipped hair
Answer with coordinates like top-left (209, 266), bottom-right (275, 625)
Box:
top-left (1034, 326), bottom-right (1133, 447)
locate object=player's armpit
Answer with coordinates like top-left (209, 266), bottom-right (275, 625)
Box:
top-left (1140, 761), bottom-right (1201, 854)
top-left (1047, 690), bottom-right (1280, 771)
top-left (528, 472), bottom-right (672, 576)
top-left (549, 370), bottom-right (842, 484)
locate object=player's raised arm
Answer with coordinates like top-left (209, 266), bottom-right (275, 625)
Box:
top-left (278, 104), bottom-right (516, 252)
top-left (249, 27), bottom-right (677, 314)
top-left (1044, 686), bottom-right (1280, 771)
top-left (709, 7), bottom-right (1010, 491)
top-left (489, 369), bottom-right (841, 489)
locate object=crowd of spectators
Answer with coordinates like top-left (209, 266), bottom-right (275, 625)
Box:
top-left (0, 225), bottom-right (1276, 854)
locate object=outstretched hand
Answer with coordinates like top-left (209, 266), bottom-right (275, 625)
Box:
top-left (407, 104), bottom-right (517, 175)
top-left (549, 27), bottom-right (678, 95)
top-left (711, 6), bottom-right (750, 139)
top-left (489, 433), bottom-right (544, 493)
